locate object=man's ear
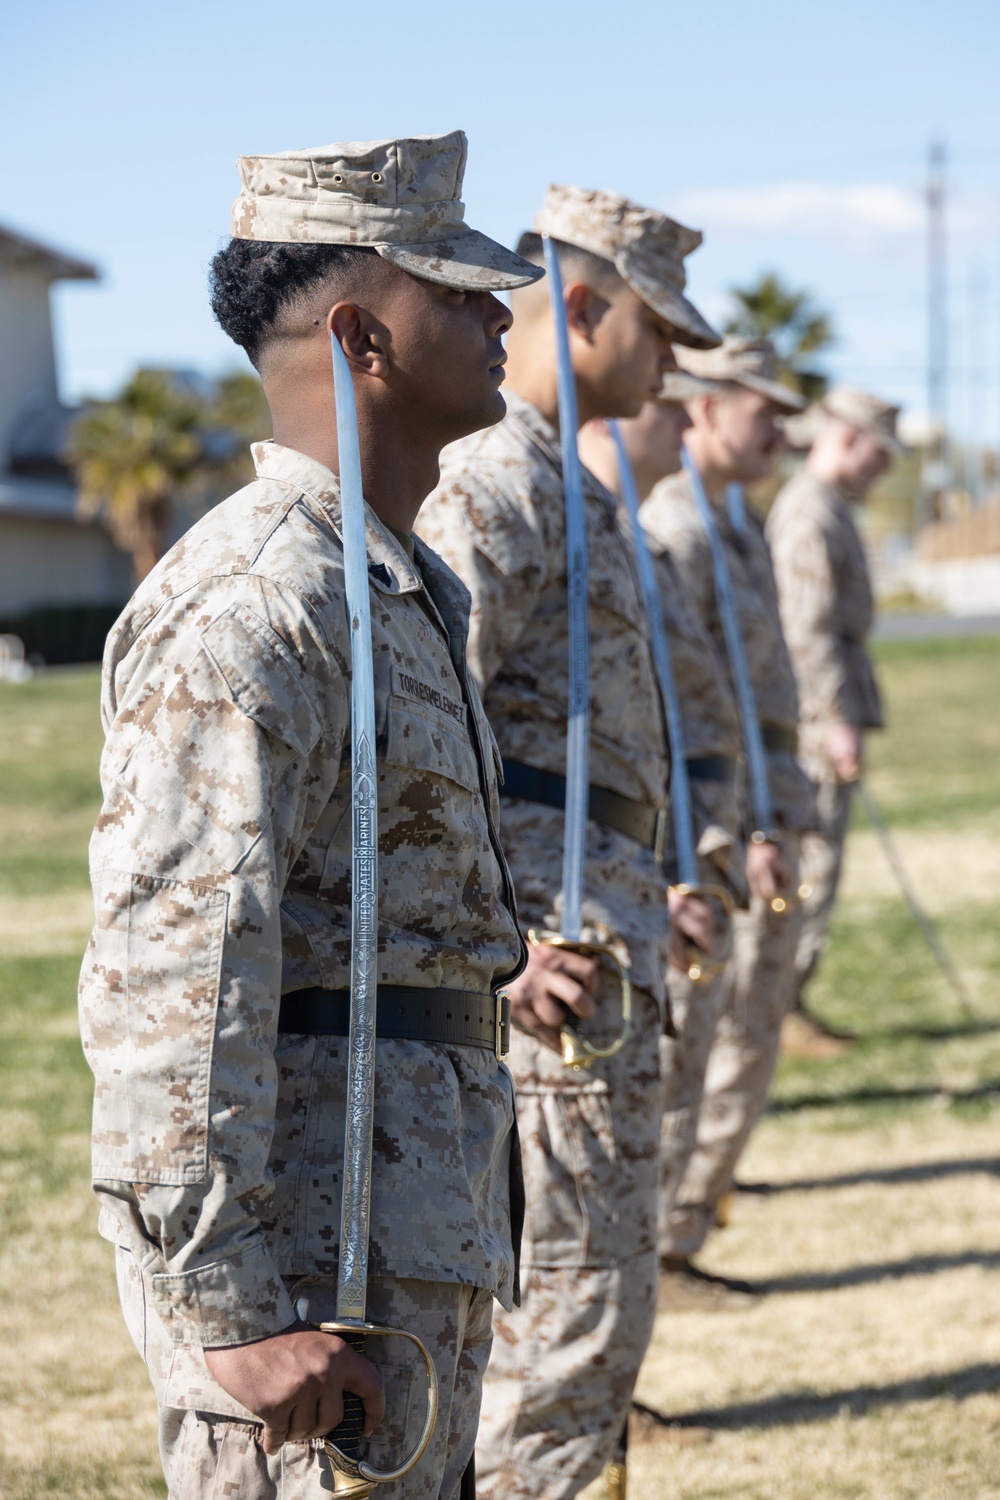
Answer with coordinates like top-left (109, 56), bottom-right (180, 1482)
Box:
top-left (328, 302), bottom-right (390, 381)
top-left (564, 280), bottom-right (610, 344)
top-left (691, 393), bottom-right (718, 430)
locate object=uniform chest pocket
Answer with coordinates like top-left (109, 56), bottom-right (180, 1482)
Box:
top-left (384, 698), bottom-right (483, 795)
top-left (586, 521), bottom-right (645, 635)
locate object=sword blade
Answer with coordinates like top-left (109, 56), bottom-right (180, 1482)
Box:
top-left (856, 778), bottom-right (978, 1021)
top-left (543, 236), bottom-right (590, 943)
top-left (609, 422), bottom-right (695, 886)
top-left (682, 443), bottom-right (776, 836)
top-left (331, 332), bottom-right (379, 1325)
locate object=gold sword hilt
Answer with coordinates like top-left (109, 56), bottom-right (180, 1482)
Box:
top-left (527, 928), bottom-right (633, 1071)
top-left (769, 881), bottom-right (814, 917)
top-left (312, 1318), bottom-right (440, 1496)
top-left (669, 882), bottom-right (736, 984)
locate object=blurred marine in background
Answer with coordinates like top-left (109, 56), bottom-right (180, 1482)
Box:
top-left (580, 380), bottom-right (748, 1316)
top-left (768, 387), bottom-right (902, 1058)
top-left (639, 338), bottom-right (815, 1302)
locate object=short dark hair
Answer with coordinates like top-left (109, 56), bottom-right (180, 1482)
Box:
top-left (209, 238), bottom-right (384, 368)
top-left (515, 232), bottom-right (622, 295)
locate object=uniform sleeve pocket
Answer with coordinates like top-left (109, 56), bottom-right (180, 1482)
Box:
top-left (90, 872), bottom-right (228, 1185)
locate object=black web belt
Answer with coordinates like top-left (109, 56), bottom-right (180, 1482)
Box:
top-left (686, 754), bottom-right (738, 785)
top-left (278, 984), bottom-right (511, 1061)
top-left (761, 723), bottom-right (799, 754)
top-left (499, 759), bottom-right (668, 860)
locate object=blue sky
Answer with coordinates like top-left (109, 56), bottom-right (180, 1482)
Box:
top-left (5, 0), bottom-right (1000, 442)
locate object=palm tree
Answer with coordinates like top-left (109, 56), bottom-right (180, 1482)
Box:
top-left (726, 272), bottom-right (835, 402)
top-left (68, 370), bottom-right (207, 584)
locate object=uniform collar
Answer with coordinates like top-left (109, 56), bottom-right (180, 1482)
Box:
top-left (504, 391), bottom-right (619, 517)
top-left (252, 440), bottom-right (423, 596)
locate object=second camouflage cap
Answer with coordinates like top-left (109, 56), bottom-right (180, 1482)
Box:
top-left (533, 184), bottom-right (720, 350)
top-left (677, 336), bottom-right (807, 413)
top-left (231, 129), bottom-right (543, 293)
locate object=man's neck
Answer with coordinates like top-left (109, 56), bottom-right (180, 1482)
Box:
top-left (805, 447), bottom-right (855, 500)
top-left (504, 327), bottom-right (603, 432)
top-left (270, 394), bottom-right (439, 535)
top-left (684, 429), bottom-right (737, 503)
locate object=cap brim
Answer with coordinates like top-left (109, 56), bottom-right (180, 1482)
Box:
top-left (377, 227), bottom-right (543, 292)
top-left (618, 259), bottom-right (721, 350)
top-left (736, 373), bottom-right (808, 414)
top-left (659, 371), bottom-right (720, 402)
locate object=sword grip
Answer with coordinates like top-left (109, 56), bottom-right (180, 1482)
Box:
top-left (326, 1330), bottom-right (368, 1461)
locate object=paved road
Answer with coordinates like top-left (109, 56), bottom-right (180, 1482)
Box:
top-left (874, 612), bottom-right (1000, 640)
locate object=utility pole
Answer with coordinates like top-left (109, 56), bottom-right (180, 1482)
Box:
top-left (925, 139), bottom-right (948, 525)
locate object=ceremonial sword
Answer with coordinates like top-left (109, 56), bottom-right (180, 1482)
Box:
top-left (856, 777), bottom-right (979, 1022)
top-left (531, 237), bottom-right (631, 1069)
top-left (610, 423), bottom-right (733, 982)
top-left (304, 333), bottom-right (439, 1498)
top-left (681, 447), bottom-right (793, 914)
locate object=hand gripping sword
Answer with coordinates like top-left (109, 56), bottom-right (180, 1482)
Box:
top-left (610, 423), bottom-right (733, 983)
top-left (681, 449), bottom-right (794, 916)
top-left (530, 237), bottom-right (632, 1071)
top-left (304, 334), bottom-right (439, 1498)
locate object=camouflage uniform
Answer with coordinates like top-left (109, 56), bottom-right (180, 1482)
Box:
top-left (80, 440), bottom-right (528, 1498)
top-left (640, 471), bottom-right (815, 1257)
top-left (417, 389), bottom-right (671, 1498)
top-left (767, 468), bottom-right (884, 1005)
top-left (642, 544), bottom-right (746, 1249)
top-left (78, 130), bottom-right (549, 1500)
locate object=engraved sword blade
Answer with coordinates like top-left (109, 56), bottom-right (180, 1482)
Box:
top-left (609, 422), bottom-right (695, 887)
top-left (543, 235), bottom-right (590, 944)
top-left (681, 442), bottom-right (776, 836)
top-left (331, 332), bottom-right (379, 1325)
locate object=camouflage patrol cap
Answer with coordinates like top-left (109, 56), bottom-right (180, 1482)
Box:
top-left (231, 130), bottom-right (543, 292)
top-left (659, 370), bottom-right (720, 403)
top-left (822, 386), bottom-right (904, 454)
top-left (533, 184), bottom-right (720, 350)
top-left (677, 336), bottom-right (807, 414)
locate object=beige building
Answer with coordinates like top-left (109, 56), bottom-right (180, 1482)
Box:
top-left (0, 223), bottom-right (131, 635)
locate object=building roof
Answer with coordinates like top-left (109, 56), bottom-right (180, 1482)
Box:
top-left (0, 222), bottom-right (98, 281)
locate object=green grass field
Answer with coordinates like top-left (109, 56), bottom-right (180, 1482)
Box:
top-left (1, 639), bottom-right (998, 1498)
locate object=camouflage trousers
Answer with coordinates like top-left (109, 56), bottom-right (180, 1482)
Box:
top-left (656, 937), bottom-right (732, 1254)
top-left (663, 834), bottom-right (803, 1259)
top-left (477, 982), bottom-right (662, 1500)
top-left (794, 765), bottom-right (854, 1006)
top-left (116, 1245), bottom-right (492, 1499)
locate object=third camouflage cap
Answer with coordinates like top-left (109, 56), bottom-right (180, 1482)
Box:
top-left (677, 336), bottom-right (807, 413)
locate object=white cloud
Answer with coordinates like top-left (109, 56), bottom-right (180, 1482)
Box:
top-left (671, 181), bottom-right (924, 239)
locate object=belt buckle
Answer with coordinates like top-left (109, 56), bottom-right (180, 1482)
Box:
top-left (653, 806), bottom-right (669, 865)
top-left (494, 991), bottom-right (511, 1062)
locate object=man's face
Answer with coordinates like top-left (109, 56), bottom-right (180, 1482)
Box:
top-left (379, 273), bottom-right (513, 443)
top-left (841, 427), bottom-right (893, 496)
top-left (582, 284), bottom-right (679, 419)
top-left (618, 398), bottom-right (691, 483)
top-left (706, 387), bottom-right (785, 482)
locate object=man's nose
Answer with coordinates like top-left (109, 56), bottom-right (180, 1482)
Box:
top-left (659, 346), bottom-right (679, 374)
top-left (486, 293), bottom-right (513, 337)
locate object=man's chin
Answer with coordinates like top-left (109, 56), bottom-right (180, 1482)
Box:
top-left (450, 389), bottom-right (508, 442)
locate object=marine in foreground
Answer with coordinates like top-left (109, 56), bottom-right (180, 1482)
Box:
top-left (78, 130), bottom-right (539, 1500)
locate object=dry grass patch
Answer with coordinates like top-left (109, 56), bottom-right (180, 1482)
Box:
top-left (3, 645), bottom-right (1000, 1497)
